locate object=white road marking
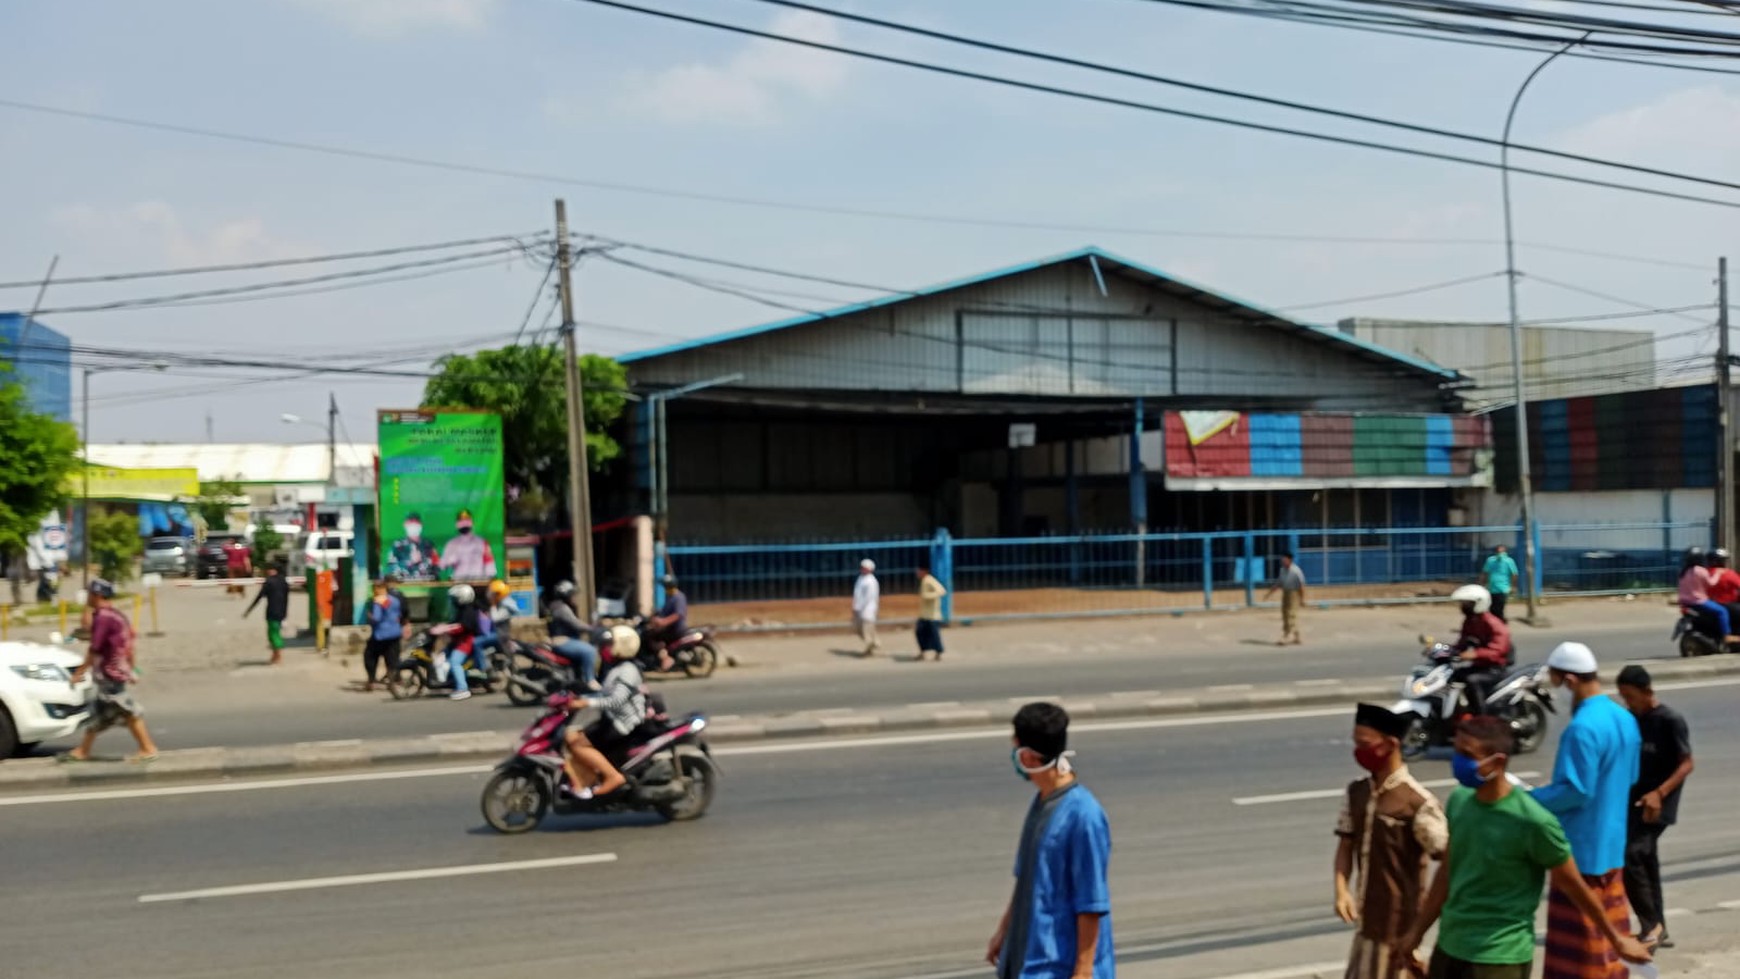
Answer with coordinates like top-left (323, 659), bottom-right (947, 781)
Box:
top-left (1209, 683), bottom-right (1255, 691)
top-left (1234, 772), bottom-right (1541, 806)
top-left (1196, 963), bottom-right (1346, 979)
top-left (1664, 907), bottom-right (1695, 919)
top-left (1295, 679), bottom-right (1344, 687)
top-left (1716, 899), bottom-right (1740, 911)
top-left (0, 765), bottom-right (495, 808)
top-left (137, 853), bottom-right (616, 903)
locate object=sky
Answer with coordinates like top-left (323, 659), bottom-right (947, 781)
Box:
top-left (2, 0), bottom-right (1738, 443)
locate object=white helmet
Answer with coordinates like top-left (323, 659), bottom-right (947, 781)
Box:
top-left (1450, 583), bottom-right (1492, 615)
top-left (448, 583), bottom-right (476, 606)
top-left (1547, 641), bottom-right (1598, 675)
top-left (608, 624), bottom-right (641, 660)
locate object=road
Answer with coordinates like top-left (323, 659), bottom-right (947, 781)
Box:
top-left (100, 606), bottom-right (1679, 753)
top-left (9, 680), bottom-right (1740, 978)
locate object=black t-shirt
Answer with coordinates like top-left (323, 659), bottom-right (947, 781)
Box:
top-left (1633, 704), bottom-right (1693, 825)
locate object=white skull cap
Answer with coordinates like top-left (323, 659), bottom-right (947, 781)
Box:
top-left (1547, 641), bottom-right (1598, 674)
top-left (861, 559), bottom-right (875, 571)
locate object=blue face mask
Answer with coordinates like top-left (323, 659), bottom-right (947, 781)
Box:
top-left (1451, 752), bottom-right (1493, 788)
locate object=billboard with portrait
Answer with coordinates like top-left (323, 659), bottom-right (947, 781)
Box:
top-left (376, 409), bottom-right (505, 584)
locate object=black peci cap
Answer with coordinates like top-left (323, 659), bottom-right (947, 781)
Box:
top-left (1354, 703), bottom-right (1412, 740)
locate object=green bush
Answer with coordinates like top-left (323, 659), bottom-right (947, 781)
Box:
top-left (88, 511), bottom-right (142, 583)
top-left (251, 520), bottom-right (284, 570)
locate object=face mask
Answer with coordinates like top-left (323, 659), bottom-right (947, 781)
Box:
top-left (405, 524), bottom-right (422, 538)
top-left (1352, 742), bottom-right (1393, 774)
top-left (1451, 752), bottom-right (1494, 788)
top-left (457, 524), bottom-right (474, 536)
top-left (1011, 746), bottom-right (1075, 781)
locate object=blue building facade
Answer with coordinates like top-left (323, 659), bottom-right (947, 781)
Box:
top-left (0, 312), bottom-right (72, 422)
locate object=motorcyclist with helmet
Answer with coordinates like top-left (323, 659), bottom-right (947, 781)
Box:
top-left (1450, 583), bottom-right (1511, 716)
top-left (1705, 548), bottom-right (1740, 630)
top-left (444, 583), bottom-right (492, 702)
top-left (543, 580), bottom-right (601, 691)
top-left (1679, 546), bottom-right (1735, 642)
top-left (559, 625), bottom-right (647, 800)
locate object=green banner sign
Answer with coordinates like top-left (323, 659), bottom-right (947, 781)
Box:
top-left (377, 409), bottom-right (505, 584)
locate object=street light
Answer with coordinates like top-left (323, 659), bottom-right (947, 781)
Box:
top-left (80, 361), bottom-right (169, 585)
top-left (1499, 32), bottom-right (1587, 625)
top-left (280, 393), bottom-right (338, 487)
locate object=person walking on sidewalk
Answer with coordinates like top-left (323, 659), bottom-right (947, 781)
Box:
top-left (1397, 716), bottom-right (1651, 979)
top-left (1265, 553), bottom-right (1307, 646)
top-left (63, 579), bottom-right (158, 763)
top-left (1334, 704), bottom-right (1447, 979)
top-left (1616, 665), bottom-right (1694, 950)
top-left (244, 563), bottom-right (292, 666)
top-left (1481, 544), bottom-right (1520, 623)
top-left (1531, 642), bottom-right (1644, 979)
top-left (853, 559), bottom-right (881, 657)
top-left (986, 703), bottom-right (1114, 979)
top-left (363, 580), bottom-right (404, 691)
top-left (914, 565), bottom-right (948, 662)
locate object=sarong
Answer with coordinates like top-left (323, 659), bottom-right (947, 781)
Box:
top-left (1543, 868), bottom-right (1632, 979)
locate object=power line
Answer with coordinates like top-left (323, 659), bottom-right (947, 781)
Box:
top-left (0, 232), bottom-right (547, 291)
top-left (1523, 273), bottom-right (1716, 323)
top-left (742, 0), bottom-right (1740, 197)
top-left (1278, 272), bottom-right (1508, 311)
top-left (513, 256), bottom-right (558, 345)
top-left (0, 95), bottom-right (1712, 270)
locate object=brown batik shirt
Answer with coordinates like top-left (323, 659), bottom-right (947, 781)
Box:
top-left (1336, 767), bottom-right (1449, 947)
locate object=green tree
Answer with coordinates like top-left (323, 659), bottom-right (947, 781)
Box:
top-left (251, 520), bottom-right (284, 570)
top-left (194, 479), bottom-right (245, 531)
top-left (88, 510), bottom-right (142, 583)
top-left (421, 345), bottom-right (628, 497)
top-left (0, 367), bottom-right (80, 566)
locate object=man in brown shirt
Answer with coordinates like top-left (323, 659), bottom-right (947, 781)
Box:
top-left (1335, 704), bottom-right (1447, 979)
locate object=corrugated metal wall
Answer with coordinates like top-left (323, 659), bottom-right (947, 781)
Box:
top-left (1491, 383), bottom-right (1716, 492)
top-left (1340, 319), bottom-right (1654, 402)
top-left (633, 263), bottom-right (1440, 409)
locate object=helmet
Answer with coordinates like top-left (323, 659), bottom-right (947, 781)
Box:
top-left (448, 583), bottom-right (476, 606)
top-left (607, 624), bottom-right (641, 660)
top-left (88, 578), bottom-right (116, 600)
top-left (661, 574), bottom-right (678, 589)
top-left (488, 580), bottom-right (511, 601)
top-left (1684, 546), bottom-right (1706, 570)
top-left (1712, 548), bottom-right (1732, 565)
top-left (553, 580), bottom-right (575, 597)
top-left (1547, 641), bottom-right (1599, 675)
top-left (1450, 583), bottom-right (1492, 615)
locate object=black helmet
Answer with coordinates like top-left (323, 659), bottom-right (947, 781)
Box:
top-left (553, 580), bottom-right (575, 597)
top-left (662, 574), bottom-right (678, 588)
top-left (1684, 546), bottom-right (1706, 570)
top-left (1712, 548), bottom-right (1732, 565)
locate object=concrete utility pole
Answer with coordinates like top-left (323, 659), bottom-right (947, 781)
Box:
top-left (326, 392), bottom-right (338, 487)
top-left (1719, 257), bottom-right (1733, 554)
top-left (554, 200), bottom-right (596, 615)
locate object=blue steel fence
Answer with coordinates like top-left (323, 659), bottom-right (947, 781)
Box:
top-left (665, 521), bottom-right (1710, 624)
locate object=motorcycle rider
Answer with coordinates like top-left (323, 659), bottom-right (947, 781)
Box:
top-left (642, 574), bottom-right (686, 673)
top-left (1678, 547), bottom-right (1735, 643)
top-left (1706, 548), bottom-right (1740, 627)
top-left (479, 579), bottom-right (518, 665)
top-left (1449, 583), bottom-right (1510, 717)
top-left (544, 580), bottom-right (601, 691)
top-left (560, 626), bottom-right (647, 800)
top-left (444, 583), bottom-right (491, 702)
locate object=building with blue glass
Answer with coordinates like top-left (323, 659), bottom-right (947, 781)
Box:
top-left (0, 312), bottom-right (72, 422)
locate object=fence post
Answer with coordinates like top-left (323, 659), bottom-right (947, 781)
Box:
top-left (1201, 536), bottom-right (1213, 609)
top-left (1532, 521), bottom-right (1544, 600)
top-left (931, 529), bottom-right (954, 623)
top-left (1243, 534), bottom-right (1256, 607)
top-left (653, 542), bottom-right (667, 609)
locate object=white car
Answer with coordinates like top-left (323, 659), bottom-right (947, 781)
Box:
top-left (0, 641), bottom-right (93, 758)
top-left (290, 530), bottom-right (354, 576)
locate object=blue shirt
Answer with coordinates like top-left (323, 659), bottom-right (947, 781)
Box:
top-left (1001, 783), bottom-right (1115, 979)
top-left (660, 591), bottom-right (688, 633)
top-left (1531, 695), bottom-right (1640, 874)
top-left (1483, 553), bottom-right (1520, 595)
top-left (366, 595), bottom-right (403, 641)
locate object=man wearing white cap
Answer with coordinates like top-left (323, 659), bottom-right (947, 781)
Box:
top-left (1532, 641), bottom-right (1644, 978)
top-left (853, 559), bottom-right (881, 657)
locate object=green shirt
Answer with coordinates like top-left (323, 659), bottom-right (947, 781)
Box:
top-left (1437, 786), bottom-right (1572, 965)
top-left (1482, 553), bottom-right (1519, 595)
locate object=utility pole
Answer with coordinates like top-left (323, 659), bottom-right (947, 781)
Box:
top-left (554, 200), bottom-right (596, 615)
top-left (1719, 257), bottom-right (1733, 554)
top-left (326, 392), bottom-right (338, 487)
top-left (206, 408), bottom-right (214, 443)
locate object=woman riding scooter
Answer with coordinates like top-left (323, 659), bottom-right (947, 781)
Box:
top-left (1449, 583), bottom-right (1510, 716)
top-left (559, 625), bottom-right (647, 800)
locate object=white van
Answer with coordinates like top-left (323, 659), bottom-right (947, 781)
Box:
top-left (291, 529), bottom-right (354, 576)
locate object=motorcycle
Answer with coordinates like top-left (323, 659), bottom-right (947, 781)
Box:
top-left (480, 690), bottom-right (718, 832)
top-left (1673, 605), bottom-right (1730, 657)
top-left (387, 624), bottom-right (511, 700)
top-left (1391, 637), bottom-right (1555, 759)
top-left (505, 631), bottom-right (613, 707)
top-left (638, 618), bottom-right (723, 679)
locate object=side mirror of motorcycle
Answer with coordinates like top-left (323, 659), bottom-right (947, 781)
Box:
top-left (1418, 633), bottom-right (1433, 646)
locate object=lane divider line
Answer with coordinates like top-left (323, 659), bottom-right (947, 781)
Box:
top-left (137, 853), bottom-right (617, 903)
top-left (1235, 772), bottom-right (1542, 807)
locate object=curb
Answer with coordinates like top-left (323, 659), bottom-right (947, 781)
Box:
top-left (8, 656), bottom-right (1737, 792)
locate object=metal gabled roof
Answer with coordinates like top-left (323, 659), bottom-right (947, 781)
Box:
top-left (618, 246), bottom-right (1462, 383)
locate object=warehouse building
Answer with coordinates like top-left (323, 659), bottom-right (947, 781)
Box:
top-left (617, 247), bottom-right (1490, 546)
top-left (1338, 318), bottom-right (1656, 402)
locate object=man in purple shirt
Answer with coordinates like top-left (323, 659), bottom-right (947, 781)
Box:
top-left (64, 579), bottom-right (158, 762)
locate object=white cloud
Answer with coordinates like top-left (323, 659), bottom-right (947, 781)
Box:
top-left (51, 202), bottom-right (308, 267)
top-left (288, 0), bottom-right (496, 37)
top-left (1554, 85), bottom-right (1740, 169)
top-left (623, 10), bottom-right (849, 125)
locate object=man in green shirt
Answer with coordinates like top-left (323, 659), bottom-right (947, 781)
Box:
top-left (1397, 716), bottom-right (1650, 978)
top-left (1481, 545), bottom-right (1521, 623)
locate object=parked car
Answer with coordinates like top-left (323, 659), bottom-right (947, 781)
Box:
top-left (290, 530), bottom-right (353, 577)
top-left (142, 536), bottom-right (192, 577)
top-left (195, 532), bottom-right (247, 579)
top-left (0, 640), bottom-right (93, 758)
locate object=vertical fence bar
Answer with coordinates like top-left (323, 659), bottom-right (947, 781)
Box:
top-left (1243, 533), bottom-right (1256, 607)
top-left (932, 529), bottom-right (953, 624)
top-left (1201, 535), bottom-right (1213, 609)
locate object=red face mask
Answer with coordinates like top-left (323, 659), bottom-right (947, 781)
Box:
top-left (1353, 742), bottom-right (1393, 774)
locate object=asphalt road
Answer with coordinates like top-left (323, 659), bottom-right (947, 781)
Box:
top-left (94, 614), bottom-right (1680, 753)
top-left (9, 680), bottom-right (1740, 979)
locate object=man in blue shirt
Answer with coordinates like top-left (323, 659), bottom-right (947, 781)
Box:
top-left (988, 703), bottom-right (1114, 979)
top-left (1481, 544), bottom-right (1521, 623)
top-left (645, 574), bottom-right (689, 673)
top-left (1531, 642), bottom-right (1643, 978)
